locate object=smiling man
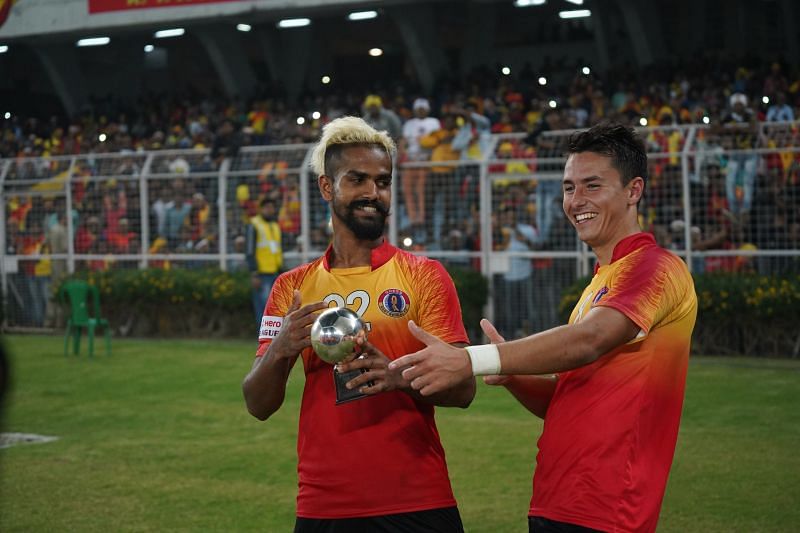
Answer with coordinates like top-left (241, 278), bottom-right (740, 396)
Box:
top-left (391, 122), bottom-right (698, 533)
top-left (243, 116), bottom-right (474, 533)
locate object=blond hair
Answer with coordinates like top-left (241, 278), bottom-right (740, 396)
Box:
top-left (310, 116), bottom-right (396, 176)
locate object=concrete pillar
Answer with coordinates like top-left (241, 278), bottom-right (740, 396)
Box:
top-left (255, 26), bottom-right (311, 103)
top-left (591, 3), bottom-right (612, 72)
top-left (615, 0), bottom-right (667, 66)
top-left (389, 4), bottom-right (449, 94)
top-left (32, 44), bottom-right (89, 117)
top-left (460, 3), bottom-right (495, 76)
top-left (779, 0), bottom-right (799, 64)
top-left (195, 26), bottom-right (258, 100)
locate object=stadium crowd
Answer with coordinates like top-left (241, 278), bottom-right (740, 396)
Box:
top-left (3, 56), bottom-right (800, 328)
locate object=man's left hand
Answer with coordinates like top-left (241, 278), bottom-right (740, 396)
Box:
top-left (336, 341), bottom-right (408, 395)
top-left (388, 321), bottom-right (472, 396)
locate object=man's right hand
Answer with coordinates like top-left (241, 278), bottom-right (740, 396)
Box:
top-left (479, 318), bottom-right (512, 387)
top-left (269, 290), bottom-right (328, 361)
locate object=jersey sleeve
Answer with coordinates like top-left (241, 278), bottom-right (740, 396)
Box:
top-left (255, 272), bottom-right (295, 357)
top-left (414, 259), bottom-right (469, 345)
top-left (594, 251), bottom-right (688, 336)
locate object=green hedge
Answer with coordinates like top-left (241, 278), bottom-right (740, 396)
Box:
top-left (59, 265), bottom-right (489, 341)
top-left (559, 273), bottom-right (800, 357)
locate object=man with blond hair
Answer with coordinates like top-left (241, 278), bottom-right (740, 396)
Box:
top-left (243, 116), bottom-right (474, 532)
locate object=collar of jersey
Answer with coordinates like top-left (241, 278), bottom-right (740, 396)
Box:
top-left (322, 239), bottom-right (396, 272)
top-left (593, 232), bottom-right (656, 274)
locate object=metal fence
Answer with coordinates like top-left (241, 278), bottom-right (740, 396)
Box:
top-left (3, 122), bottom-right (799, 337)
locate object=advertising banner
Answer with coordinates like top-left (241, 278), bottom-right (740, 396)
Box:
top-left (89, 0), bottom-right (244, 15)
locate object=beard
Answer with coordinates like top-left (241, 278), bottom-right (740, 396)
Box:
top-left (332, 197), bottom-right (390, 240)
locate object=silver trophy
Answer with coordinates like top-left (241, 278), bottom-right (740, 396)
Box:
top-left (310, 307), bottom-right (371, 404)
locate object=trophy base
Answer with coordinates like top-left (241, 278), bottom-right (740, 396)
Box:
top-left (333, 367), bottom-right (374, 405)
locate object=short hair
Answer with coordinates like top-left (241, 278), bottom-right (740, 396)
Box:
top-left (566, 121), bottom-right (648, 188)
top-left (310, 116), bottom-right (396, 177)
top-left (259, 197), bottom-right (277, 208)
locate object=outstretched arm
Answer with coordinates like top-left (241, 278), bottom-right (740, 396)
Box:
top-left (479, 319), bottom-right (556, 419)
top-left (390, 306), bottom-right (640, 397)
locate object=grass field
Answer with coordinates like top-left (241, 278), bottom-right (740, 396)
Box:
top-left (1, 334), bottom-right (799, 532)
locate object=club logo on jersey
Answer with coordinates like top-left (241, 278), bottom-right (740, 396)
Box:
top-left (378, 289), bottom-right (410, 318)
top-left (592, 286), bottom-right (609, 306)
top-left (259, 315), bottom-right (283, 340)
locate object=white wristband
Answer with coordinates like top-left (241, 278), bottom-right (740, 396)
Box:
top-left (466, 344), bottom-right (501, 376)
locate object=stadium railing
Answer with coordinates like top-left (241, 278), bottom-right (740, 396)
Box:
top-left (2, 122), bottom-right (798, 334)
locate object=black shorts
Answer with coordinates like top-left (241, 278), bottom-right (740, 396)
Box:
top-left (529, 516), bottom-right (605, 533)
top-left (294, 506), bottom-right (464, 533)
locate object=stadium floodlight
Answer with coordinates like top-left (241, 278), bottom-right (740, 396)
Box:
top-left (99, 133), bottom-right (107, 142)
top-left (548, 99), bottom-right (557, 108)
top-left (312, 111), bottom-right (321, 120)
top-left (0, 45), bottom-right (8, 54)
top-left (144, 44), bottom-right (154, 53)
top-left (321, 75), bottom-right (331, 84)
top-left (4, 112), bottom-right (10, 119)
top-left (538, 76), bottom-right (547, 86)
top-left (582, 66), bottom-right (591, 75)
top-left (369, 47), bottom-right (383, 57)
top-left (403, 237), bottom-right (413, 247)
top-left (278, 18), bottom-right (311, 28)
top-left (559, 9), bottom-right (591, 19)
top-left (348, 10), bottom-right (378, 21)
top-left (77, 37), bottom-right (110, 47)
top-left (514, 0), bottom-right (546, 6)
top-left (501, 66), bottom-right (511, 75)
top-left (237, 23), bottom-right (252, 32)
top-left (154, 28), bottom-right (185, 38)
top-left (702, 116), bottom-right (710, 124)
top-left (762, 96), bottom-right (770, 104)
top-left (639, 117), bottom-right (648, 126)
top-left (296, 116), bottom-right (305, 125)
top-left (565, 0), bottom-right (584, 4)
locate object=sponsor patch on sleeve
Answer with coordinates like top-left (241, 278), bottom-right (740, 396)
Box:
top-left (259, 315), bottom-right (283, 340)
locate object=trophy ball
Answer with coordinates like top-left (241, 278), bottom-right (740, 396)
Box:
top-left (310, 307), bottom-right (368, 364)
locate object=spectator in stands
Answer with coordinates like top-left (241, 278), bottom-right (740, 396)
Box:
top-left (361, 94), bottom-right (402, 141)
top-left (525, 108), bottom-right (565, 245)
top-left (766, 92), bottom-right (794, 122)
top-left (719, 92), bottom-right (759, 220)
top-left (74, 215), bottom-right (102, 254)
top-left (400, 98), bottom-right (440, 238)
top-left (495, 205), bottom-right (538, 339)
top-left (420, 113), bottom-right (461, 245)
top-left (19, 216), bottom-right (49, 327)
top-left (451, 103), bottom-right (491, 226)
top-left (211, 119), bottom-right (242, 167)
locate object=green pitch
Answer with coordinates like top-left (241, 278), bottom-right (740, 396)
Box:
top-left (1, 335), bottom-right (798, 532)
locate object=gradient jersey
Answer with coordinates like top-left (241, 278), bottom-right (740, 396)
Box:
top-left (531, 232), bottom-right (697, 533)
top-left (255, 241), bottom-right (469, 519)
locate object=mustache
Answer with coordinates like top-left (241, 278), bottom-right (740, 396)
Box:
top-left (348, 200), bottom-right (390, 216)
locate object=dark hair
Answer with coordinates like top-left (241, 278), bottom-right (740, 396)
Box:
top-left (566, 121), bottom-right (648, 188)
top-left (259, 197), bottom-right (277, 208)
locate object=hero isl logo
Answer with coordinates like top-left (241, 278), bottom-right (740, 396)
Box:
top-left (378, 289), bottom-right (410, 318)
top-left (0, 0), bottom-right (18, 29)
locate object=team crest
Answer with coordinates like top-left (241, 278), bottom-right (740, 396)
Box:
top-left (378, 289), bottom-right (410, 318)
top-left (592, 286), bottom-right (609, 305)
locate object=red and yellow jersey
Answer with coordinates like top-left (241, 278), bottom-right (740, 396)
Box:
top-left (531, 232), bottom-right (697, 533)
top-left (255, 240), bottom-right (468, 519)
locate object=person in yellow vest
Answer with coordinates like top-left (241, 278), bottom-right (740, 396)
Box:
top-left (246, 197), bottom-right (283, 325)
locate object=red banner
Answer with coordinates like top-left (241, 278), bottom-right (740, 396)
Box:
top-left (89, 0), bottom-right (244, 15)
top-left (0, 0), bottom-right (17, 29)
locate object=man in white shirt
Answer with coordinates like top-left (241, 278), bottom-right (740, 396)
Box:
top-left (400, 98), bottom-right (441, 235)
